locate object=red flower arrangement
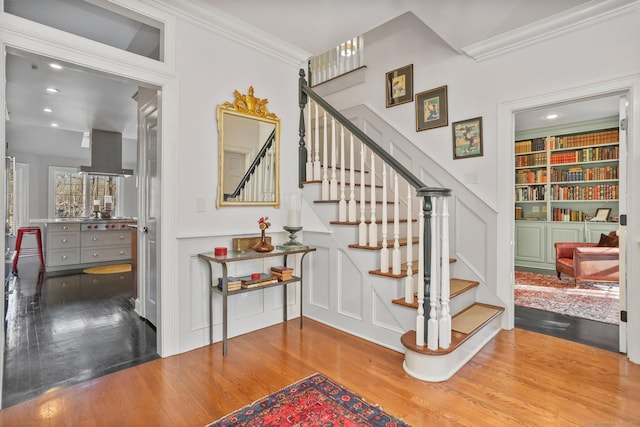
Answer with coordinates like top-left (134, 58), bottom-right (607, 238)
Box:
top-left (258, 216), bottom-right (271, 230)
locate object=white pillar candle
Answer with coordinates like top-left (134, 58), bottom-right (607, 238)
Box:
top-left (93, 200), bottom-right (100, 210)
top-left (287, 194), bottom-right (302, 227)
top-left (104, 195), bottom-right (113, 204)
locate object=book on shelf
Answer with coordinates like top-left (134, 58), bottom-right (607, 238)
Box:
top-left (237, 273), bottom-right (279, 289)
top-left (217, 276), bottom-right (242, 291)
top-left (271, 266), bottom-right (294, 281)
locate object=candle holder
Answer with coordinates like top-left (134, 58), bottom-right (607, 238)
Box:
top-left (277, 226), bottom-right (308, 251)
top-left (93, 207), bottom-right (101, 218)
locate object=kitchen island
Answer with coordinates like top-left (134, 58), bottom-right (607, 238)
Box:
top-left (31, 218), bottom-right (137, 272)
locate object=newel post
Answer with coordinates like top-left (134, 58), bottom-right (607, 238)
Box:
top-left (298, 69), bottom-right (309, 187)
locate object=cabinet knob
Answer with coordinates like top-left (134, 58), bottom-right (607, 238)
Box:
top-left (61, 238), bottom-right (67, 243)
top-left (93, 236), bottom-right (98, 241)
top-left (119, 250), bottom-right (124, 255)
top-left (93, 253), bottom-right (98, 257)
top-left (62, 226), bottom-right (68, 230)
top-left (119, 235), bottom-right (125, 240)
top-left (61, 255), bottom-right (68, 260)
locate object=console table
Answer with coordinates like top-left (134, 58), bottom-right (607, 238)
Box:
top-left (198, 247), bottom-right (315, 355)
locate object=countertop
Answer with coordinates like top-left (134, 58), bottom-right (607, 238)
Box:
top-left (30, 218), bottom-right (138, 224)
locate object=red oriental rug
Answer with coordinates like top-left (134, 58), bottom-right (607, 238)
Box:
top-left (514, 271), bottom-right (619, 325)
top-left (206, 373), bottom-right (409, 427)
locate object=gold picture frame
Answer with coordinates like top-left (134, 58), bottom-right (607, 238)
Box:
top-left (416, 85), bottom-right (448, 131)
top-left (385, 64), bottom-right (413, 107)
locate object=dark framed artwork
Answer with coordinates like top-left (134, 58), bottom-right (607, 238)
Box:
top-left (385, 64), bottom-right (413, 107)
top-left (593, 208), bottom-right (611, 222)
top-left (452, 116), bottom-right (483, 159)
top-left (416, 85), bottom-right (448, 131)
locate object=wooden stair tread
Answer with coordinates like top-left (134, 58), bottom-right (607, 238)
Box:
top-left (370, 259), bottom-right (458, 279)
top-left (391, 278), bottom-right (478, 307)
top-left (348, 237), bottom-right (418, 250)
top-left (400, 303), bottom-right (504, 355)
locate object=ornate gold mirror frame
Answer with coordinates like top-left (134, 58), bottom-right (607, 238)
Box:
top-left (216, 87), bottom-right (280, 207)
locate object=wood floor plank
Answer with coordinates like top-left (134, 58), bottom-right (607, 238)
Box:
top-left (1, 318), bottom-right (639, 426)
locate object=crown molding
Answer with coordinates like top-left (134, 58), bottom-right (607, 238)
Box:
top-left (152, 0), bottom-right (310, 67)
top-left (461, 0), bottom-right (640, 62)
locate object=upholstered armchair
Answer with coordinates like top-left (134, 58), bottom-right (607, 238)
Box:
top-left (554, 231), bottom-right (619, 285)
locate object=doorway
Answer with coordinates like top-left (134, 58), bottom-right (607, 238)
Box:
top-left (511, 93), bottom-right (627, 352)
top-left (2, 49), bottom-right (162, 407)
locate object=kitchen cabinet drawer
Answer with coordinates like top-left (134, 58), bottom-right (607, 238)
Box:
top-left (47, 223), bottom-right (81, 233)
top-left (81, 271), bottom-right (133, 287)
top-left (47, 249), bottom-right (81, 266)
top-left (81, 231), bottom-right (131, 248)
top-left (46, 232), bottom-right (81, 250)
top-left (81, 246), bottom-right (131, 263)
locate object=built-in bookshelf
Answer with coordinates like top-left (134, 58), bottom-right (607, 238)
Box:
top-left (514, 124), bottom-right (619, 223)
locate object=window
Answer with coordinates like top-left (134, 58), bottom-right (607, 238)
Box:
top-left (49, 167), bottom-right (121, 218)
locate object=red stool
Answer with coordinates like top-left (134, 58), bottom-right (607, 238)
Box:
top-left (12, 226), bottom-right (45, 275)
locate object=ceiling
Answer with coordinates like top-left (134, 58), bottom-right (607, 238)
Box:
top-left (4, 0), bottom-right (623, 162)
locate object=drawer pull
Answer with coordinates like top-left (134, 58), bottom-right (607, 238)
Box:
top-left (119, 250), bottom-right (125, 255)
top-left (119, 235), bottom-right (125, 240)
top-left (62, 238), bottom-right (67, 243)
top-left (93, 237), bottom-right (99, 241)
top-left (62, 226), bottom-right (68, 230)
top-left (93, 253), bottom-right (99, 257)
top-left (61, 255), bottom-right (67, 260)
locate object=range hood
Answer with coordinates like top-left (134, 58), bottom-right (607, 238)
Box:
top-left (78, 129), bottom-right (134, 176)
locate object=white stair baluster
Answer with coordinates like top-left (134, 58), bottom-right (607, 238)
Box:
top-left (439, 196), bottom-right (451, 349)
top-left (427, 197), bottom-right (439, 350)
top-left (306, 101), bottom-right (313, 181)
top-left (368, 151), bottom-right (377, 247)
top-left (313, 104), bottom-right (321, 180)
top-left (392, 171), bottom-right (401, 275)
top-left (321, 110), bottom-right (329, 200)
top-left (415, 200), bottom-right (425, 346)
top-left (330, 116), bottom-right (338, 200)
top-left (348, 134), bottom-right (357, 222)
top-left (338, 125), bottom-right (347, 221)
top-left (380, 163), bottom-right (388, 273)
top-left (404, 183), bottom-right (413, 303)
top-left (359, 143), bottom-right (367, 246)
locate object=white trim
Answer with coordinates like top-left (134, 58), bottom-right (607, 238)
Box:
top-left (153, 0), bottom-right (310, 66)
top-left (497, 73), bottom-right (640, 364)
top-left (462, 0), bottom-right (640, 61)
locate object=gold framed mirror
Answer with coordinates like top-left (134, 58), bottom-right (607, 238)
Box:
top-left (217, 87), bottom-right (280, 207)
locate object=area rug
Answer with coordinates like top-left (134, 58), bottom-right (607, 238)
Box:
top-left (82, 263), bottom-right (131, 275)
top-left (514, 271), bottom-right (619, 325)
top-left (206, 373), bottom-right (409, 427)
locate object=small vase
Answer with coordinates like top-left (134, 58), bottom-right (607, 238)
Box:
top-left (253, 229), bottom-right (274, 253)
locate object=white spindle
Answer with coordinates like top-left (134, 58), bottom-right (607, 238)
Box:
top-left (313, 104), bottom-right (321, 180)
top-left (306, 101), bottom-right (313, 180)
top-left (348, 134), bottom-right (357, 222)
top-left (427, 197), bottom-right (439, 350)
top-left (321, 110), bottom-right (329, 199)
top-left (339, 126), bottom-right (347, 221)
top-left (404, 183), bottom-right (413, 303)
top-left (359, 143), bottom-right (367, 246)
top-left (439, 197), bottom-right (451, 348)
top-left (368, 151), bottom-right (377, 247)
top-left (416, 200), bottom-right (425, 346)
top-left (392, 171), bottom-right (401, 275)
top-left (380, 163), bottom-right (388, 273)
top-left (330, 117), bottom-right (338, 200)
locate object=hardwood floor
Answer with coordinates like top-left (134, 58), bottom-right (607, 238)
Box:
top-left (1, 318), bottom-right (638, 426)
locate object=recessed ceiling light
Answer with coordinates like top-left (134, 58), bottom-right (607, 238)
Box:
top-left (50, 123), bottom-right (59, 127)
top-left (43, 107), bottom-right (52, 113)
top-left (49, 63), bottom-right (63, 70)
top-left (46, 87), bottom-right (59, 93)
top-left (546, 114), bottom-right (558, 120)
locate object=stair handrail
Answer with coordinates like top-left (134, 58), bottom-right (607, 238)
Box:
top-left (298, 69), bottom-right (449, 200)
top-left (223, 129), bottom-right (276, 201)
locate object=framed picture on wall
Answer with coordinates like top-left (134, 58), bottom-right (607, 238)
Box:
top-left (416, 85), bottom-right (448, 131)
top-left (385, 64), bottom-right (413, 107)
top-left (452, 116), bottom-right (483, 159)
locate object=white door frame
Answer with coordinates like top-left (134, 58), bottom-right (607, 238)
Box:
top-left (497, 74), bottom-right (640, 363)
top-left (0, 3), bottom-right (180, 360)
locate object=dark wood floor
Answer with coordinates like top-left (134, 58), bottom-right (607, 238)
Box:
top-left (2, 256), bottom-right (158, 408)
top-left (0, 317), bottom-right (638, 426)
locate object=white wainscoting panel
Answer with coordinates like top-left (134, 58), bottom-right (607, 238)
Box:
top-left (337, 248), bottom-right (364, 321)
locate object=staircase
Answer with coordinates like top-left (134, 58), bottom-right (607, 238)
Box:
top-left (297, 69), bottom-right (504, 382)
